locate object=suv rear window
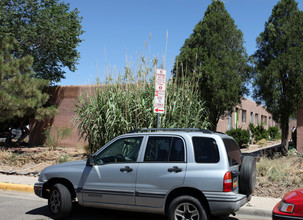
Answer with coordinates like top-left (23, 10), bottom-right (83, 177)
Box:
top-left (223, 138), bottom-right (241, 166)
top-left (192, 137), bottom-right (219, 163)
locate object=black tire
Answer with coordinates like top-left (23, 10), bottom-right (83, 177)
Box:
top-left (168, 195), bottom-right (209, 220)
top-left (239, 156), bottom-right (256, 196)
top-left (48, 183), bottom-right (72, 219)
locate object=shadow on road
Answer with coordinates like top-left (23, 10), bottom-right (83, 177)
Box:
top-left (26, 203), bottom-right (167, 220)
top-left (26, 203), bottom-right (239, 220)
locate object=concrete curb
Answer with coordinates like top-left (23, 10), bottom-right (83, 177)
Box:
top-left (0, 182), bottom-right (34, 193)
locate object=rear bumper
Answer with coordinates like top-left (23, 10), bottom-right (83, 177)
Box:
top-left (205, 192), bottom-right (248, 216)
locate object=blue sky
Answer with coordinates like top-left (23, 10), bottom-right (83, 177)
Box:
top-left (59, 0), bottom-right (303, 86)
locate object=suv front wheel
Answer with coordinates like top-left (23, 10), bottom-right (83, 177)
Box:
top-left (48, 183), bottom-right (72, 219)
top-left (168, 195), bottom-right (208, 220)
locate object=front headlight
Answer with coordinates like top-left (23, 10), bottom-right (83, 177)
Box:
top-left (278, 201), bottom-right (295, 213)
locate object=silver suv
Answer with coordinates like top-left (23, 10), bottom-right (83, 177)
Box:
top-left (34, 128), bottom-right (256, 220)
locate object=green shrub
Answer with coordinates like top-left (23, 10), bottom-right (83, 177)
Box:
top-left (268, 126), bottom-right (280, 140)
top-left (226, 128), bottom-right (250, 147)
top-left (44, 125), bottom-right (72, 150)
top-left (249, 123), bottom-right (268, 142)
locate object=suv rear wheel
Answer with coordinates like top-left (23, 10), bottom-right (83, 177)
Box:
top-left (168, 195), bottom-right (208, 220)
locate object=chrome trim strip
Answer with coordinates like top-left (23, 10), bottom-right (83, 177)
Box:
top-left (81, 188), bottom-right (165, 199)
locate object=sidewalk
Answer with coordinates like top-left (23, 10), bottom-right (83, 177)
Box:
top-left (237, 196), bottom-right (280, 217)
top-left (0, 174), bottom-right (280, 217)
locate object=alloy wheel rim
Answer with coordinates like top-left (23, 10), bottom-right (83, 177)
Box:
top-left (174, 202), bottom-right (200, 220)
top-left (50, 189), bottom-right (61, 213)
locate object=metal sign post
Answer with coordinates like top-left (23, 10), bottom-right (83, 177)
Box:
top-left (154, 69), bottom-right (167, 128)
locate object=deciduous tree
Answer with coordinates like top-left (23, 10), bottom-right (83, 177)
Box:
top-left (0, 0), bottom-right (83, 84)
top-left (252, 0), bottom-right (303, 153)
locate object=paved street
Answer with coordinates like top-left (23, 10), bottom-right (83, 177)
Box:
top-left (0, 191), bottom-right (270, 220)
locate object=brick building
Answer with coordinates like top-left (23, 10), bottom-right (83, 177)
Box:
top-left (216, 98), bottom-right (276, 133)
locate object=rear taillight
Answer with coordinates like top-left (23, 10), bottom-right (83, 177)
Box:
top-left (223, 171), bottom-right (232, 192)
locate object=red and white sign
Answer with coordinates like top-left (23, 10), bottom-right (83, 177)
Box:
top-left (154, 69), bottom-right (167, 114)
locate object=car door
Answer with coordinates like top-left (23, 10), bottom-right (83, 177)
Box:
top-left (81, 136), bottom-right (143, 206)
top-left (135, 136), bottom-right (186, 208)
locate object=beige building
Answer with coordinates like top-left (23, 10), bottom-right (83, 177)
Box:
top-left (216, 98), bottom-right (276, 133)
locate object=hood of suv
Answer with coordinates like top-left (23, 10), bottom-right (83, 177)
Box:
top-left (39, 160), bottom-right (87, 183)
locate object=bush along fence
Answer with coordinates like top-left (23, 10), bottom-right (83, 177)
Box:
top-left (227, 123), bottom-right (280, 148)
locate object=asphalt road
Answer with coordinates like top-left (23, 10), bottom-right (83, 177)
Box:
top-left (0, 191), bottom-right (270, 220)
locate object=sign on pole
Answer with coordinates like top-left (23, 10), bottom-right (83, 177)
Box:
top-left (154, 69), bottom-right (167, 114)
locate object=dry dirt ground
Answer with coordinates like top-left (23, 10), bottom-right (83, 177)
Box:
top-left (0, 142), bottom-right (302, 199)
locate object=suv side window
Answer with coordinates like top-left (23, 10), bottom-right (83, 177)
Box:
top-left (144, 137), bottom-right (185, 162)
top-left (192, 137), bottom-right (219, 163)
top-left (223, 138), bottom-right (241, 166)
top-left (95, 137), bottom-right (143, 164)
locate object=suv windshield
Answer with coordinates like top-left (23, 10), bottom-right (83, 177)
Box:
top-left (223, 138), bottom-right (241, 166)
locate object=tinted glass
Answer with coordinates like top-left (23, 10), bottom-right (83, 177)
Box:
top-left (144, 137), bottom-right (185, 162)
top-left (192, 137), bottom-right (219, 163)
top-left (169, 138), bottom-right (185, 162)
top-left (223, 138), bottom-right (241, 166)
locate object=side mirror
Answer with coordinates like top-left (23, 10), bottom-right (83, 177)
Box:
top-left (86, 155), bottom-right (95, 166)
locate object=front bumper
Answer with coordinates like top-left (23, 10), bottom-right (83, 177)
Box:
top-left (34, 182), bottom-right (44, 198)
top-left (205, 192), bottom-right (248, 216)
top-left (273, 212), bottom-right (303, 220)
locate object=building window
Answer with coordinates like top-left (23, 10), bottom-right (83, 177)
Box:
top-left (263, 116), bottom-right (267, 125)
top-left (250, 112), bottom-right (253, 123)
top-left (255, 114), bottom-right (259, 125)
top-left (242, 110), bottom-right (246, 123)
top-left (269, 117), bottom-right (272, 126)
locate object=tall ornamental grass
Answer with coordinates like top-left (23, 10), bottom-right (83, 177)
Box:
top-left (75, 56), bottom-right (210, 153)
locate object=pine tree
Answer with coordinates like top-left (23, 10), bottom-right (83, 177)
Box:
top-left (0, 37), bottom-right (57, 144)
top-left (173, 0), bottom-right (249, 130)
top-left (253, 0), bottom-right (303, 153)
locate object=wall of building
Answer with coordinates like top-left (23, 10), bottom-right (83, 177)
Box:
top-left (29, 85), bottom-right (103, 147)
top-left (216, 98), bottom-right (276, 133)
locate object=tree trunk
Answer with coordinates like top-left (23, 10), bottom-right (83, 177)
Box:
top-left (280, 116), bottom-right (289, 155)
top-left (209, 114), bottom-right (219, 132)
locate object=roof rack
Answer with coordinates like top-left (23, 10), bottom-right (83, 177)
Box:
top-left (129, 128), bottom-right (214, 134)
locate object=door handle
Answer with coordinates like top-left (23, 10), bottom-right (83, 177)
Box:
top-left (168, 166), bottom-right (182, 173)
top-left (120, 166), bottom-right (133, 173)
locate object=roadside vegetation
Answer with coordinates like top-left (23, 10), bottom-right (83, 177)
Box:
top-left (75, 53), bottom-right (210, 153)
top-left (226, 123), bottom-right (280, 148)
top-left (255, 149), bottom-right (303, 198)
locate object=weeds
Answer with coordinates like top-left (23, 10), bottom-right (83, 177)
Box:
top-left (58, 154), bottom-right (69, 163)
top-left (44, 125), bottom-right (72, 150)
top-left (257, 153), bottom-right (303, 187)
